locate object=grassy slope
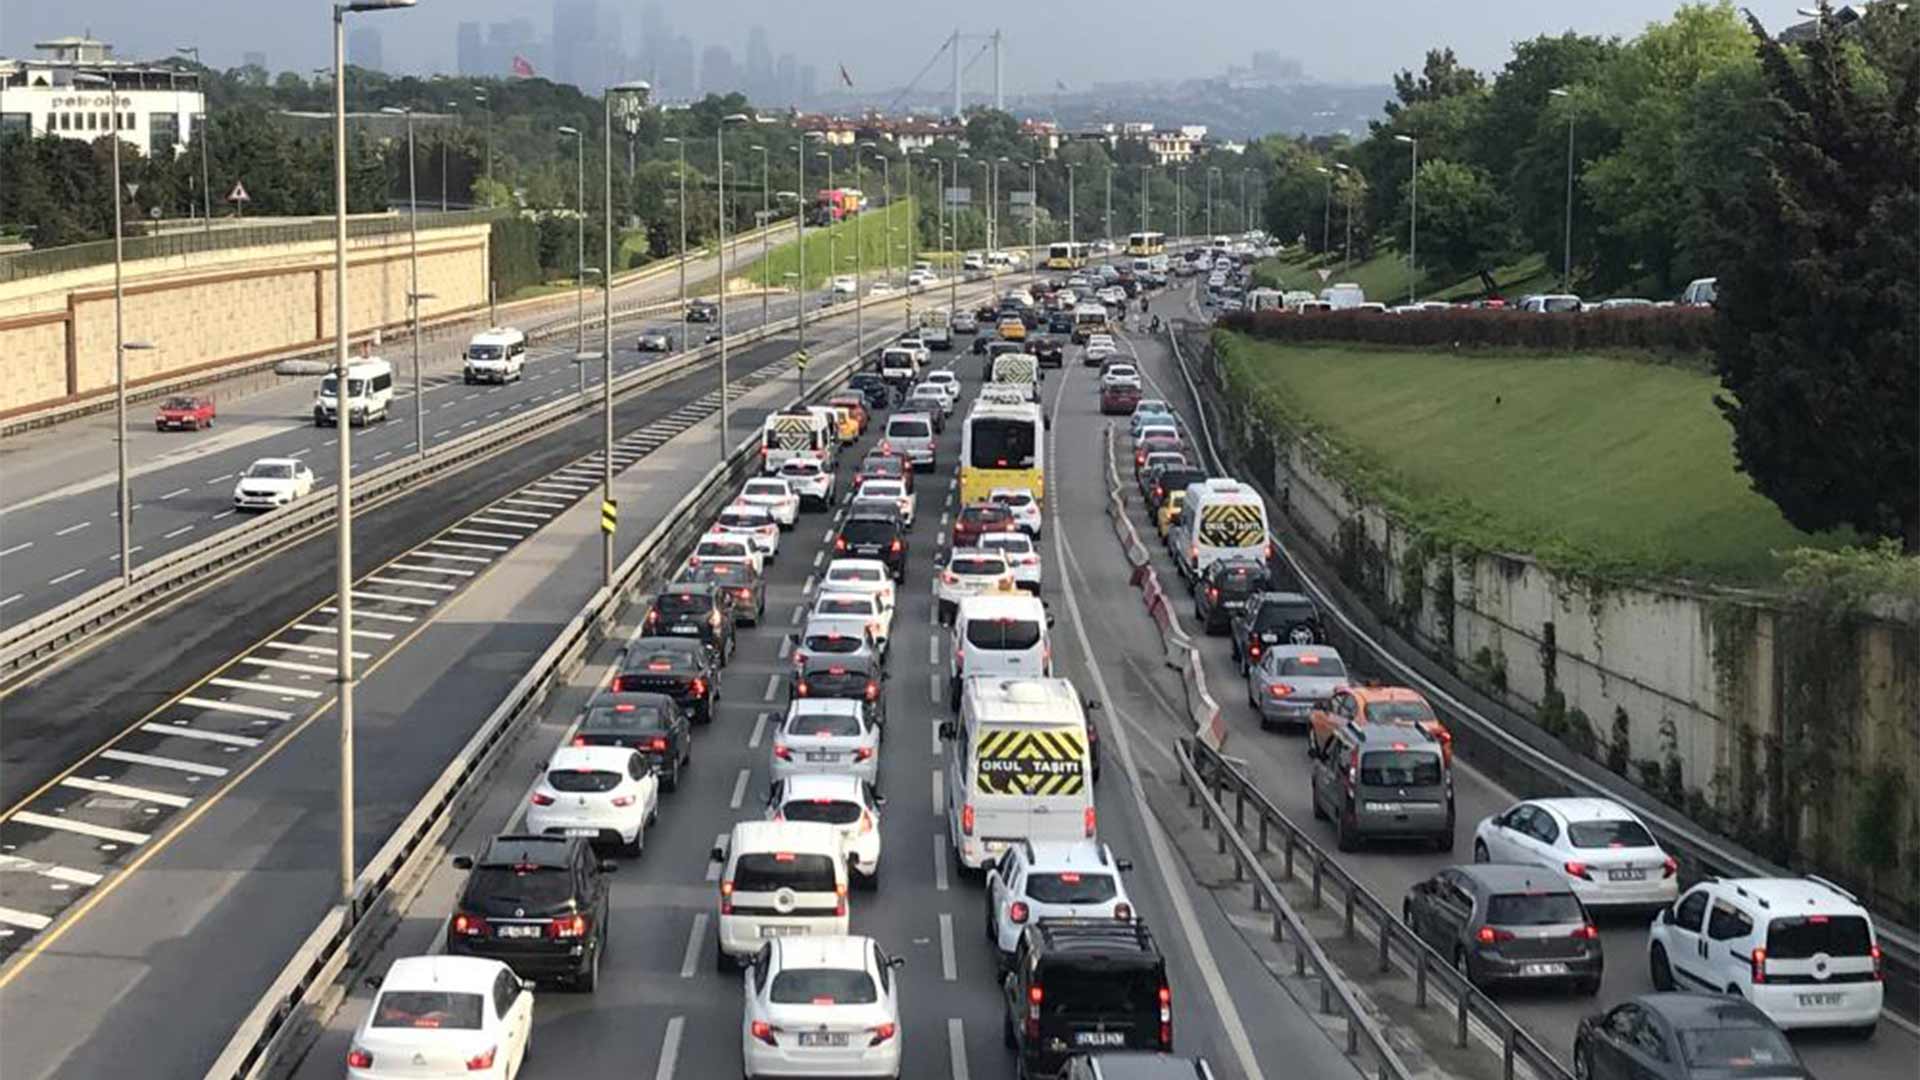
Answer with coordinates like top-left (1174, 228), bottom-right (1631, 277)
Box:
top-left (732, 199), bottom-right (932, 291)
top-left (1217, 335), bottom-right (1855, 582)
top-left (1253, 247), bottom-right (1558, 305)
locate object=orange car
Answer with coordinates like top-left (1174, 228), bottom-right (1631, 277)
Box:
top-left (827, 394), bottom-right (869, 437)
top-left (1308, 685), bottom-right (1452, 762)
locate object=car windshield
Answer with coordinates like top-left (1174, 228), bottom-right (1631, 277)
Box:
top-left (467, 344), bottom-right (503, 360)
top-left (547, 769), bottom-right (623, 793)
top-left (841, 520), bottom-right (895, 545)
top-left (787, 711), bottom-right (863, 737)
top-left (719, 511), bottom-right (765, 528)
top-left (1040, 964), bottom-right (1162, 1019)
top-left (1359, 750), bottom-right (1443, 786)
top-left (1274, 655), bottom-right (1346, 677)
top-left (816, 597), bottom-right (872, 615)
top-left (1366, 701), bottom-right (1435, 724)
top-left (468, 864), bottom-right (573, 907)
top-left (768, 968), bottom-right (878, 1005)
top-left (1766, 915), bottom-right (1873, 958)
top-left (372, 991), bottom-right (485, 1030)
top-left (982, 536), bottom-right (1032, 556)
top-left (1210, 566), bottom-right (1264, 593)
top-left (888, 419), bottom-right (932, 438)
top-left (1566, 819), bottom-right (1657, 849)
top-left (733, 852), bottom-right (837, 893)
top-left (696, 540), bottom-right (745, 558)
top-left (1025, 872), bottom-right (1119, 904)
top-left (686, 564), bottom-right (750, 587)
top-left (246, 463), bottom-right (294, 479)
top-left (860, 483), bottom-right (904, 499)
top-left (950, 556), bottom-right (1008, 576)
top-left (1486, 892), bottom-right (1586, 926)
top-left (964, 618), bottom-right (1042, 650)
top-left (959, 506), bottom-right (1011, 527)
top-left (585, 704), bottom-right (667, 730)
top-left (970, 417), bottom-right (1037, 469)
top-left (1677, 1026), bottom-right (1799, 1069)
top-left (657, 593), bottom-right (710, 614)
top-left (781, 799), bottom-right (863, 826)
top-left (862, 458), bottom-right (902, 476)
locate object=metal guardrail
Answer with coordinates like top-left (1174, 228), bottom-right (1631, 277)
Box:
top-left (1180, 738), bottom-right (1572, 1080)
top-left (1157, 318), bottom-right (1920, 1011)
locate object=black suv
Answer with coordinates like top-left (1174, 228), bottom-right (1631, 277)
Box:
top-left (641, 582), bottom-right (736, 660)
top-left (685, 298), bottom-right (717, 322)
top-left (834, 510), bottom-right (909, 581)
top-left (573, 691), bottom-right (692, 791)
top-left (1003, 919), bottom-right (1172, 1077)
top-left (614, 637), bottom-right (721, 722)
top-left (1193, 558), bottom-right (1270, 634)
top-left (448, 834), bottom-right (614, 990)
top-left (794, 650), bottom-right (888, 732)
top-left (1063, 1053), bottom-right (1219, 1080)
top-left (675, 559), bottom-right (765, 626)
top-left (847, 373), bottom-right (892, 410)
top-left (1032, 337), bottom-right (1066, 368)
top-left (1229, 591), bottom-right (1327, 674)
top-left (1146, 466), bottom-right (1206, 513)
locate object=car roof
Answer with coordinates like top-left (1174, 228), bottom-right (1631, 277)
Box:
top-left (479, 833), bottom-right (579, 868)
top-left (729, 818), bottom-right (842, 854)
top-left (1027, 918), bottom-right (1161, 962)
top-left (1527, 797), bottom-right (1639, 824)
top-left (546, 745), bottom-right (638, 771)
top-left (1268, 644), bottom-right (1342, 662)
top-left (661, 582), bottom-right (716, 596)
top-left (249, 457), bottom-right (302, 468)
top-left (800, 651), bottom-right (878, 674)
top-left (1352, 686), bottom-right (1430, 704)
top-left (382, 955), bottom-right (507, 994)
top-left (1710, 876), bottom-right (1868, 913)
top-left (1023, 840), bottom-right (1114, 872)
top-left (978, 530), bottom-right (1032, 546)
top-left (1456, 863), bottom-right (1578, 896)
top-left (787, 697), bottom-right (865, 717)
top-left (1080, 1053), bottom-right (1217, 1080)
top-left (628, 636), bottom-right (703, 656)
top-left (773, 934), bottom-right (875, 971)
top-left (826, 558), bottom-right (890, 574)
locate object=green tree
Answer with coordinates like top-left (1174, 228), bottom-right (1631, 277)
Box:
top-left (1710, 8), bottom-right (1920, 548)
top-left (1397, 159), bottom-right (1514, 281)
top-left (1387, 47), bottom-right (1485, 117)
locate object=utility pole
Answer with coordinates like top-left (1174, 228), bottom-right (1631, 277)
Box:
top-left (176, 46), bottom-right (214, 234)
top-left (1139, 164), bottom-right (1150, 234)
top-left (1175, 166), bottom-right (1184, 241)
top-left (1104, 165), bottom-right (1113, 264)
top-left (1065, 162), bottom-right (1077, 252)
top-left (558, 125), bottom-right (586, 395)
top-left (1396, 134), bottom-right (1418, 304)
top-left (993, 30), bottom-right (1003, 111)
top-left (756, 145), bottom-right (770, 333)
top-left (951, 28), bottom-right (962, 118)
top-left (602, 82), bottom-right (647, 586)
top-left (380, 106), bottom-right (432, 458)
top-left (1549, 86), bottom-right (1575, 291)
top-left (664, 136), bottom-right (687, 343)
top-left (718, 113), bottom-right (750, 457)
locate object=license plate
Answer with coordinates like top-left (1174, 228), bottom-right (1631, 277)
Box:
top-left (798, 1032), bottom-right (849, 1048)
top-left (1074, 1032), bottom-right (1127, 1047)
top-left (1364, 801), bottom-right (1403, 813)
top-left (1797, 992), bottom-right (1844, 1007)
top-left (1607, 869), bottom-right (1646, 882)
top-left (1260, 633), bottom-right (1280, 643)
top-left (671, 624), bottom-right (697, 634)
top-left (760, 924), bottom-right (805, 938)
top-left (565, 828), bottom-right (599, 837)
top-left (1519, 963), bottom-right (1569, 976)
top-left (806, 752), bottom-right (839, 763)
top-left (497, 924), bottom-right (543, 939)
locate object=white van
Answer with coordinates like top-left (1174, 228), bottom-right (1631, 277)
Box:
top-left (1175, 478), bottom-right (1270, 584)
top-left (761, 408), bottom-right (832, 474)
top-left (463, 326), bottom-right (527, 384)
top-left (1319, 282), bottom-right (1366, 310)
top-left (939, 677), bottom-right (1096, 871)
top-left (314, 358), bottom-right (394, 427)
top-left (947, 593), bottom-right (1051, 708)
top-left (711, 820), bottom-right (849, 968)
top-left (882, 413), bottom-right (938, 472)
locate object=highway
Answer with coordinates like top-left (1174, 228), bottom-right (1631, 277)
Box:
top-left (287, 327), bottom-right (1368, 1080)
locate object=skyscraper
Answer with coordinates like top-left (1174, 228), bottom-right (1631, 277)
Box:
top-left (639, 2), bottom-right (668, 85)
top-left (552, 0), bottom-right (599, 89)
top-left (347, 26), bottom-right (384, 72)
top-left (700, 44), bottom-right (739, 97)
top-left (799, 64), bottom-right (818, 106)
top-left (456, 22), bottom-right (484, 76)
top-left (662, 34), bottom-right (695, 100)
top-left (775, 53), bottom-right (797, 106)
top-left (746, 26), bottom-right (773, 102)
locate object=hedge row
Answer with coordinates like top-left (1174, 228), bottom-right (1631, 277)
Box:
top-left (1216, 306), bottom-right (1716, 353)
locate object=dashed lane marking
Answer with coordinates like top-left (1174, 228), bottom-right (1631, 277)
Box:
top-left (705, 833), bottom-right (728, 882)
top-left (939, 912), bottom-right (957, 981)
top-left (47, 569), bottom-right (87, 586)
top-left (0, 855), bottom-right (104, 888)
top-left (762, 674), bottom-right (780, 701)
top-left (679, 915), bottom-right (709, 978)
top-left (653, 1016), bottom-right (684, 1080)
top-left (58, 777), bottom-right (191, 809)
top-left (54, 522), bottom-right (91, 537)
top-left (749, 713), bottom-right (769, 749)
top-left (12, 811), bottom-right (148, 846)
top-left (363, 575), bottom-right (458, 592)
top-left (292, 622), bottom-right (396, 641)
top-left (139, 723), bottom-right (263, 748)
top-left (0, 908), bottom-right (52, 932)
top-left (179, 696), bottom-right (294, 722)
top-left (321, 607), bottom-right (417, 625)
top-left (449, 527), bottom-right (521, 542)
top-left (387, 563), bottom-right (476, 577)
top-left (933, 833), bottom-right (950, 892)
top-left (729, 769), bottom-right (751, 810)
top-left (947, 1018), bottom-right (970, 1080)
top-left (208, 676), bottom-right (322, 699)
top-left (263, 640), bottom-right (370, 660)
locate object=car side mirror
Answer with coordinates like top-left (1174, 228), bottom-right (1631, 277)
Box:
top-left (1661, 906), bottom-right (1675, 925)
top-left (518, 978), bottom-right (536, 994)
top-left (598, 860), bottom-right (618, 873)
top-left (1115, 858), bottom-right (1134, 872)
top-left (363, 974), bottom-right (384, 991)
top-left (1047, 612), bottom-right (1058, 628)
top-left (452, 855), bottom-right (474, 870)
top-left (1083, 699), bottom-right (1102, 712)
top-left (710, 843), bottom-right (727, 863)
top-left (938, 720), bottom-right (957, 740)
top-left (889, 956), bottom-right (907, 969)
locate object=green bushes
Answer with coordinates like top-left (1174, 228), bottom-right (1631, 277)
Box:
top-left (1217, 306), bottom-right (1715, 354)
top-left (489, 217), bottom-right (542, 298)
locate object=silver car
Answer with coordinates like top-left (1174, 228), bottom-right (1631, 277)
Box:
top-left (791, 617), bottom-right (882, 690)
top-left (770, 699), bottom-right (879, 784)
top-left (1247, 644), bottom-right (1349, 732)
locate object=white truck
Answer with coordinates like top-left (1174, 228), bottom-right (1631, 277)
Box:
top-left (920, 308), bottom-right (953, 351)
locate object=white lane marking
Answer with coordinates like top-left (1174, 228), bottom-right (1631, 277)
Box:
top-left (373, 451), bottom-right (393, 461)
top-left (939, 912), bottom-right (958, 981)
top-left (0, 595), bottom-right (22, 609)
top-left (947, 1018), bottom-right (969, 1080)
top-left (265, 640), bottom-right (371, 659)
top-left (99, 748), bottom-right (229, 776)
top-left (364, 575), bottom-right (457, 592)
top-left (679, 915), bottom-right (709, 979)
top-left (388, 562), bottom-right (476, 577)
top-left (240, 656), bottom-right (334, 675)
top-left (705, 833), bottom-right (728, 882)
top-left (324, 438), bottom-right (339, 446)
top-left (292, 622), bottom-right (396, 641)
top-left (928, 636), bottom-right (939, 666)
top-left (653, 1017), bottom-right (684, 1080)
top-left (140, 722), bottom-right (263, 747)
top-left (206, 473), bottom-right (234, 485)
top-left (939, 512), bottom-right (949, 530)
top-left (777, 636), bottom-right (794, 660)
top-left (209, 676), bottom-right (322, 700)
top-left (178, 696), bottom-right (294, 722)
top-left (59, 776), bottom-right (193, 808)
top-left (931, 769), bottom-right (946, 816)
top-left (212, 510), bottom-right (236, 520)
top-left (931, 720), bottom-right (942, 757)
top-left (450, 527), bottom-right (521, 542)
top-left (160, 487), bottom-right (190, 500)
top-left (534, 479), bottom-right (595, 492)
top-left (0, 854), bottom-right (105, 887)
top-left (820, 528), bottom-right (834, 544)
top-left (801, 573), bottom-right (816, 595)
top-left (762, 674), bottom-right (780, 701)
top-left (0, 542), bottom-right (33, 557)
top-left (320, 607), bottom-right (417, 626)
top-left (0, 907), bottom-right (52, 931)
top-left (789, 604), bottom-right (804, 626)
top-left (481, 507), bottom-right (550, 522)
top-left (345, 590), bottom-right (435, 607)
top-left (929, 673), bottom-right (942, 705)
top-left (811, 550), bottom-right (823, 568)
top-left (162, 525), bottom-right (196, 540)
top-left (749, 713), bottom-right (770, 749)
top-left (55, 521), bottom-right (91, 536)
top-left (467, 517), bottom-right (537, 532)
top-left (728, 768), bottom-right (752, 811)
top-left (933, 833), bottom-right (950, 892)
top-left (503, 495), bottom-right (569, 510)
top-left (13, 811), bottom-right (148, 846)
top-left (48, 568), bottom-right (87, 586)
top-left (416, 544), bottom-right (498, 558)
top-left (289, 447), bottom-right (311, 457)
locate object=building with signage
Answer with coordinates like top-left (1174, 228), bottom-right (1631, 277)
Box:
top-left (0, 36), bottom-right (206, 158)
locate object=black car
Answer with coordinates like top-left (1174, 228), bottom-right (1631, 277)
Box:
top-left (573, 692), bottom-right (693, 791)
top-left (848, 373), bottom-right (892, 410)
top-left (1047, 312), bottom-right (1075, 335)
top-left (834, 510), bottom-right (908, 581)
top-left (1146, 467), bottom-right (1207, 512)
top-left (1193, 558), bottom-right (1270, 634)
top-left (685, 298), bottom-right (717, 322)
top-left (1003, 920), bottom-right (1172, 1077)
top-left (613, 637), bottom-right (720, 722)
top-left (1229, 591), bottom-right (1327, 673)
top-left (1032, 337), bottom-right (1066, 369)
top-left (1574, 993), bottom-right (1810, 1080)
top-left (1403, 864), bottom-right (1602, 994)
top-left (793, 650), bottom-right (887, 731)
top-left (1063, 1053), bottom-right (1218, 1080)
top-left (675, 559), bottom-right (765, 626)
top-left (641, 582), bottom-right (736, 660)
top-left (447, 834), bottom-right (614, 990)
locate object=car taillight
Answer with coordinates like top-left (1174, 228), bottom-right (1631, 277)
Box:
top-left (1248, 640), bottom-right (1263, 659)
top-left (530, 792), bottom-right (555, 806)
top-left (1661, 856), bottom-right (1678, 878)
top-left (645, 610), bottom-right (659, 624)
top-left (1189, 544), bottom-right (1198, 560)
top-left (612, 676), bottom-right (631, 692)
top-left (347, 1048), bottom-right (373, 1069)
top-left (1084, 805), bottom-right (1097, 837)
top-left (835, 883), bottom-right (848, 917)
top-left (868, 1022), bottom-right (897, 1046)
top-left (1570, 924), bottom-right (1598, 940)
top-left (1026, 985), bottom-right (1043, 1040)
top-left (1475, 926), bottom-right (1516, 945)
top-left (1563, 860), bottom-right (1592, 881)
top-left (689, 677), bottom-right (707, 698)
top-left (1113, 902), bottom-right (1133, 921)
top-left (961, 803), bottom-right (975, 836)
top-left (1207, 587), bottom-right (1219, 602)
top-left (1009, 900), bottom-right (1030, 924)
top-left (720, 880), bottom-right (734, 915)
top-left (751, 1020), bottom-right (778, 1047)
top-left (571, 735), bottom-right (588, 747)
top-left (738, 588), bottom-right (752, 600)
top-left (864, 680), bottom-right (879, 701)
top-left (796, 680), bottom-right (810, 696)
top-left (1158, 985), bottom-right (1172, 1048)
top-left (465, 1047), bottom-right (496, 1072)
top-left (1263, 683), bottom-right (1295, 700)
top-left (1871, 944), bottom-right (1884, 980)
top-left (854, 747), bottom-right (875, 762)
top-left (942, 572), bottom-right (958, 585)
top-left (611, 794), bottom-right (636, 807)
top-left (859, 811), bottom-right (874, 834)
top-left (835, 537), bottom-right (847, 551)
top-left (773, 744), bottom-right (792, 760)
top-left (1750, 947), bottom-right (1768, 984)
top-left (452, 912), bottom-right (488, 937)
top-left (650, 737), bottom-right (669, 752)
top-left (551, 913), bottom-right (587, 938)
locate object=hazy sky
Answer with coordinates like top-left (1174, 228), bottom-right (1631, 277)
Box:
top-left (1, 1), bottom-right (1820, 92)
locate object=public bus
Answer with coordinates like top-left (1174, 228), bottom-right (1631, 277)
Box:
top-left (1126, 231), bottom-right (1166, 257)
top-left (960, 401), bottom-right (1046, 507)
top-left (1046, 241), bottom-right (1090, 270)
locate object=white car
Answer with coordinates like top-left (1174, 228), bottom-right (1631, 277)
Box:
top-left (832, 275), bottom-right (858, 296)
top-left (811, 589), bottom-right (892, 652)
top-left (1084, 341), bottom-right (1118, 365)
top-left (1098, 286), bottom-right (1127, 306)
top-left (770, 699), bottom-right (881, 787)
top-left (821, 558), bottom-right (898, 613)
top-left (1066, 275), bottom-right (1092, 290)
top-left (1086, 333), bottom-right (1117, 352)
top-left (895, 337), bottom-right (931, 365)
top-left (691, 531), bottom-right (765, 576)
top-left (232, 457), bottom-right (315, 510)
top-left (1473, 798), bottom-right (1678, 911)
top-left (1128, 401), bottom-right (1175, 437)
top-left (922, 368), bottom-right (960, 402)
top-left (984, 841), bottom-right (1134, 968)
top-left (935, 549), bottom-right (1017, 625)
top-left (978, 531), bottom-right (1043, 595)
top-left (906, 384), bottom-right (951, 420)
top-left (348, 955), bottom-right (532, 1080)
top-left (738, 477), bottom-right (800, 529)
top-left (850, 478), bottom-right (914, 527)
top-left (778, 453), bottom-right (836, 508)
top-left (906, 269), bottom-right (938, 288)
top-left (1101, 364), bottom-right (1142, 390)
top-left (525, 745), bottom-right (661, 855)
top-left (963, 253), bottom-right (986, 271)
top-left (715, 503), bottom-right (781, 560)
top-left (868, 281), bottom-right (896, 297)
top-left (740, 936), bottom-right (903, 1080)
top-left (766, 772), bottom-right (885, 883)
top-left (987, 488), bottom-right (1041, 536)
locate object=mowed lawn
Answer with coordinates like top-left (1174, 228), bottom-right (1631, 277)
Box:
top-left (1219, 336), bottom-right (1856, 581)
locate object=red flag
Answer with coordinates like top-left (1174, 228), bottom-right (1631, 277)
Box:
top-left (511, 55), bottom-right (535, 78)
top-left (838, 63), bottom-right (854, 88)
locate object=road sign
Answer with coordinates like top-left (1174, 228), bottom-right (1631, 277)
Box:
top-left (1316, 268), bottom-right (1333, 283)
top-left (793, 349), bottom-right (809, 372)
top-left (600, 499), bottom-right (618, 535)
top-left (227, 181), bottom-right (251, 204)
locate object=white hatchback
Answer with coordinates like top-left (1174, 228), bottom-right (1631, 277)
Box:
top-left (984, 840), bottom-right (1135, 968)
top-left (233, 457), bottom-right (316, 510)
top-left (740, 936), bottom-right (903, 1079)
top-left (1101, 364), bottom-right (1142, 390)
top-left (778, 453), bottom-right (836, 508)
top-left (348, 955), bottom-right (532, 1080)
top-left (525, 745), bottom-right (660, 855)
top-left (715, 503), bottom-right (782, 560)
top-left (988, 488), bottom-right (1042, 536)
top-left (978, 531), bottom-right (1043, 595)
top-left (738, 477), bottom-right (800, 529)
top-left (820, 558), bottom-right (898, 614)
top-left (851, 478), bottom-right (915, 528)
top-left (691, 531), bottom-right (765, 576)
top-left (1473, 798), bottom-right (1678, 910)
top-left (811, 590), bottom-right (892, 652)
top-left (771, 699), bottom-right (880, 786)
top-left (935, 549), bottom-right (1017, 625)
top-left (767, 773), bottom-right (886, 884)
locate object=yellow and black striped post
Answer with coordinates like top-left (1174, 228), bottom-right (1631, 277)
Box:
top-left (600, 499), bottom-right (618, 536)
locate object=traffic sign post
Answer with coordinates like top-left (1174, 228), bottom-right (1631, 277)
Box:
top-left (228, 180), bottom-right (251, 220)
top-left (600, 499), bottom-right (617, 535)
top-left (794, 347), bottom-right (809, 395)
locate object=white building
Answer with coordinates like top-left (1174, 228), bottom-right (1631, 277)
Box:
top-left (0, 36), bottom-right (206, 157)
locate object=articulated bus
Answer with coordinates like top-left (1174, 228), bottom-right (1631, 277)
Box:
top-left (1126, 231), bottom-right (1166, 257)
top-left (1046, 241), bottom-right (1090, 270)
top-left (960, 401), bottom-right (1046, 507)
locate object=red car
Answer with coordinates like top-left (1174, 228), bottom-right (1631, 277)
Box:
top-left (952, 502), bottom-right (1015, 548)
top-left (155, 395), bottom-right (215, 431)
top-left (1100, 383), bottom-right (1142, 415)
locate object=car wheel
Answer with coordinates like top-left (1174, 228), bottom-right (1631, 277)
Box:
top-left (576, 944), bottom-right (600, 993)
top-left (1577, 977), bottom-right (1601, 997)
top-left (1002, 1010), bottom-right (1018, 1050)
top-left (664, 764), bottom-right (680, 793)
top-left (1473, 839), bottom-right (1490, 863)
top-left (1435, 829), bottom-right (1455, 854)
top-left (1649, 943), bottom-right (1675, 991)
top-left (715, 947), bottom-right (734, 973)
top-left (1573, 1045), bottom-right (1592, 1080)
top-left (1848, 1020), bottom-right (1878, 1041)
top-left (948, 677), bottom-right (962, 714)
top-left (1335, 811), bottom-right (1358, 852)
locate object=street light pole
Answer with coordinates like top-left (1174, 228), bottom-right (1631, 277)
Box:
top-left (1176, 166), bottom-right (1184, 242)
top-left (663, 136), bottom-right (687, 341)
top-left (755, 145), bottom-right (769, 332)
top-left (1315, 166), bottom-right (1331, 255)
top-left (1140, 163), bottom-right (1149, 234)
top-left (1395, 134), bottom-right (1418, 304)
top-left (1549, 87), bottom-right (1574, 291)
top-left (474, 88), bottom-right (492, 187)
top-left (1206, 168), bottom-right (1215, 239)
top-left (600, 82), bottom-right (648, 587)
top-left (442, 100), bottom-right (456, 210)
top-left (176, 46), bottom-right (214, 234)
top-left (75, 73), bottom-right (141, 584)
top-left (1103, 164), bottom-right (1113, 264)
top-left (718, 113), bottom-right (749, 457)
top-left (1026, 161), bottom-right (1037, 287)
top-left (380, 106), bottom-right (432, 458)
top-left (1332, 163), bottom-right (1353, 271)
top-left (558, 125), bottom-right (586, 394)
top-left (1065, 162), bottom-right (1077, 253)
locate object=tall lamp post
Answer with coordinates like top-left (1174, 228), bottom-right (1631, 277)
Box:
top-left (442, 99), bottom-right (457, 210)
top-left (175, 46), bottom-right (214, 234)
top-left (753, 144), bottom-right (770, 332)
top-left (1064, 162), bottom-right (1077, 254)
top-left (662, 136), bottom-right (688, 340)
top-left (558, 124), bottom-right (587, 394)
top-left (1549, 86), bottom-right (1574, 291)
top-left (1394, 134), bottom-right (1419, 304)
top-left (380, 106), bottom-right (434, 456)
top-left (1025, 160), bottom-right (1038, 286)
top-left (1139, 163), bottom-right (1150, 234)
top-left (1314, 166), bottom-right (1331, 255)
top-left (1103, 164), bottom-right (1113, 265)
top-left (599, 81), bottom-right (650, 586)
top-left (330, 0), bottom-right (416, 912)
top-left (1175, 165), bottom-right (1185, 242)
top-left (1333, 162), bottom-right (1353, 272)
top-left (814, 146), bottom-right (834, 311)
top-left (717, 112), bottom-right (750, 457)
top-left (1206, 167), bottom-right (1219, 239)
